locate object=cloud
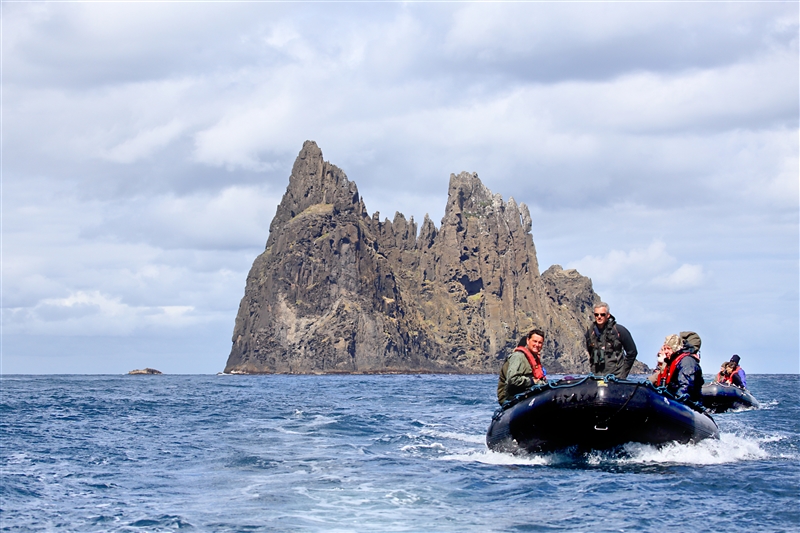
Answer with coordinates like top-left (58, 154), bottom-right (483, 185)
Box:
top-left (83, 185), bottom-right (281, 250)
top-left (4, 290), bottom-right (200, 336)
top-left (444, 2), bottom-right (797, 82)
top-left (567, 240), bottom-right (705, 292)
top-left (654, 264), bottom-right (705, 290)
top-left (102, 119), bottom-right (185, 163)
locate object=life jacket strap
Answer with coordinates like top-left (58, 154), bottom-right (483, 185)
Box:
top-left (514, 346), bottom-right (545, 381)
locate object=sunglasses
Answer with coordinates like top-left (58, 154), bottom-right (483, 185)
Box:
top-left (594, 313), bottom-right (608, 317)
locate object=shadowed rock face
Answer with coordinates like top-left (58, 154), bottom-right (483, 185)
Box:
top-left (225, 141), bottom-right (608, 374)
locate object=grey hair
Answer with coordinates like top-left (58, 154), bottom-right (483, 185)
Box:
top-left (594, 302), bottom-right (610, 313)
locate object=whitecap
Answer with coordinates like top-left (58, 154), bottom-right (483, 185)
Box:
top-left (438, 448), bottom-right (552, 466)
top-left (618, 432), bottom-right (769, 465)
top-left (418, 428), bottom-right (487, 444)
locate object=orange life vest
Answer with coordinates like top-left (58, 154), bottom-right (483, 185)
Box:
top-left (514, 346), bottom-right (545, 381)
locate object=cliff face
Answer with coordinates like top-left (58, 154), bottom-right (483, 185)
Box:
top-left (225, 141), bottom-right (602, 374)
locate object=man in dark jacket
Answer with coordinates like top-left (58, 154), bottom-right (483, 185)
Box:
top-left (585, 302), bottom-right (638, 378)
top-left (656, 334), bottom-right (704, 403)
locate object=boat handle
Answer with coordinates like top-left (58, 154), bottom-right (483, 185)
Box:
top-left (594, 425), bottom-right (608, 431)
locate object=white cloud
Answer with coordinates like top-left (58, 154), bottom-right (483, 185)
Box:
top-left (568, 240), bottom-right (675, 285)
top-left (192, 98), bottom-right (297, 172)
top-left (654, 264), bottom-right (705, 290)
top-left (4, 290), bottom-right (201, 336)
top-left (89, 185), bottom-right (281, 250)
top-left (102, 119), bottom-right (184, 163)
top-left (567, 240), bottom-right (707, 293)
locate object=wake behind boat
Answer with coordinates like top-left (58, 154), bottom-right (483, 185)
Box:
top-left (486, 375), bottom-right (719, 454)
top-left (701, 382), bottom-right (760, 413)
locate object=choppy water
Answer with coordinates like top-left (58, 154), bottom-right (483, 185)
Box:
top-left (1, 374), bottom-right (798, 532)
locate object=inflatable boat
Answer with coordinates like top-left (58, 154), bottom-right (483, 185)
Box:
top-left (486, 375), bottom-right (719, 454)
top-left (700, 382), bottom-right (759, 413)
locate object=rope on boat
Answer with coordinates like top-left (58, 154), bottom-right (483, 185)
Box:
top-left (493, 373), bottom-right (712, 420)
top-left (650, 382), bottom-right (710, 414)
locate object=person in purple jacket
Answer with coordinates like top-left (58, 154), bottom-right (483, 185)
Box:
top-left (728, 354), bottom-right (747, 388)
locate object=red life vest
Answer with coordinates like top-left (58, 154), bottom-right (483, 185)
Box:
top-left (514, 346), bottom-right (545, 381)
top-left (716, 371), bottom-right (733, 384)
top-left (717, 364), bottom-right (741, 385)
top-left (656, 351), bottom-right (700, 387)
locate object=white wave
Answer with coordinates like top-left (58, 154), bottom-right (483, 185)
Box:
top-left (757, 399), bottom-right (779, 410)
top-left (419, 428), bottom-right (487, 444)
top-left (433, 428), bottom-right (787, 467)
top-left (273, 426), bottom-right (302, 435)
top-left (618, 432), bottom-right (769, 465)
top-left (305, 414), bottom-right (339, 427)
top-left (382, 489), bottom-right (421, 505)
top-left (400, 442), bottom-right (446, 452)
top-left (756, 433), bottom-right (787, 444)
top-left (439, 448), bottom-right (552, 466)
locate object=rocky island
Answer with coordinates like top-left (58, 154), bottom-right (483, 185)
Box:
top-left (127, 368), bottom-right (162, 375)
top-left (225, 141), bottom-right (621, 375)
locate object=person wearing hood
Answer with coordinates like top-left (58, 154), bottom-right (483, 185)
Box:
top-left (725, 354), bottom-right (747, 388)
top-left (585, 302), bottom-right (638, 378)
top-left (655, 334), bottom-right (704, 403)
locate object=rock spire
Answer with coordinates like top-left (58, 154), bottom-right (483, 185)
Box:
top-left (225, 141), bottom-right (602, 374)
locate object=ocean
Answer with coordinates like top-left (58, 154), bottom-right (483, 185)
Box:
top-left (1, 374), bottom-right (798, 532)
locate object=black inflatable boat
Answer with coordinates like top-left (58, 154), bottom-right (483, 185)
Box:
top-left (486, 375), bottom-right (719, 454)
top-left (700, 382), bottom-right (760, 413)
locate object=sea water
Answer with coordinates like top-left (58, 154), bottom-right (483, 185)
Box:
top-left (1, 374), bottom-right (797, 532)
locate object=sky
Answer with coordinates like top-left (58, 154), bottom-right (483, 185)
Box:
top-left (2, 1), bottom-right (798, 375)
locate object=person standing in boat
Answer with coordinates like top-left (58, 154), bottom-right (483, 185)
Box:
top-left (655, 334), bottom-right (704, 403)
top-left (585, 302), bottom-right (638, 378)
top-left (496, 329), bottom-right (547, 404)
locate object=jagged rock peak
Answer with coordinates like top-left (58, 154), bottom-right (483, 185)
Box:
top-left (267, 141), bottom-right (365, 247)
top-left (441, 171), bottom-right (534, 242)
top-left (445, 172), bottom-right (494, 219)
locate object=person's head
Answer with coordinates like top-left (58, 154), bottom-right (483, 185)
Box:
top-left (593, 302), bottom-right (610, 327)
top-left (680, 331), bottom-right (701, 352)
top-left (526, 328), bottom-right (545, 355)
top-left (662, 334), bottom-right (682, 357)
top-left (730, 354), bottom-right (741, 365)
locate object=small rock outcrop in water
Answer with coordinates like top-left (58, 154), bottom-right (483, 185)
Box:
top-left (128, 368), bottom-right (162, 375)
top-left (225, 141), bottom-right (621, 375)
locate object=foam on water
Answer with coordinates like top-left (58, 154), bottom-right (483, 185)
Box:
top-left (616, 432), bottom-right (770, 465)
top-left (419, 427), bottom-right (487, 444)
top-left (440, 448), bottom-right (553, 466)
top-left (432, 432), bottom-right (773, 468)
top-left (759, 398), bottom-right (780, 410)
